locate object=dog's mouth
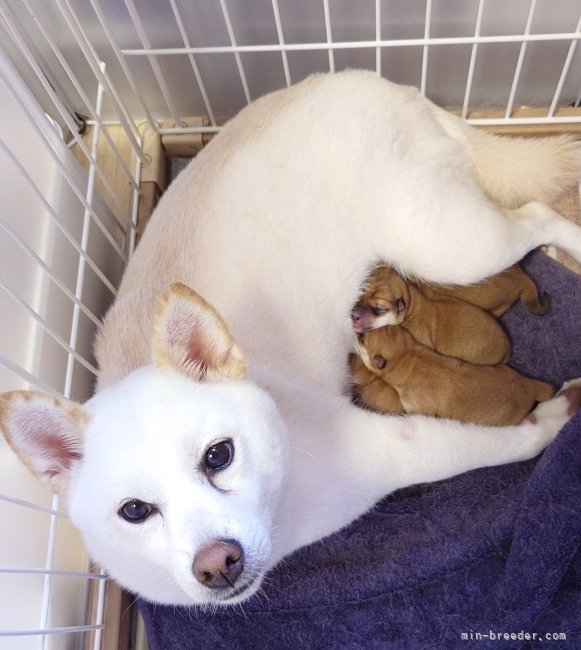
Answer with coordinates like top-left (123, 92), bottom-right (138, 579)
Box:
top-left (209, 573), bottom-right (262, 604)
top-left (351, 305), bottom-right (374, 332)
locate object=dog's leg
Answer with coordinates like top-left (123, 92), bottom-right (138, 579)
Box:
top-left (278, 381), bottom-right (581, 559)
top-left (505, 201), bottom-right (581, 262)
top-left (388, 199), bottom-right (581, 286)
top-left (346, 383), bottom-right (580, 497)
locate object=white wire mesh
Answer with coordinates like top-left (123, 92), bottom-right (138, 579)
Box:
top-left (0, 1), bottom-right (141, 648)
top-left (0, 1), bottom-right (580, 648)
top-left (118, 0), bottom-right (581, 131)
top-left (2, 0), bottom-right (579, 137)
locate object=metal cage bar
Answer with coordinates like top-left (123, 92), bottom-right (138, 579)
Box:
top-left (0, 2), bottom-right (141, 648)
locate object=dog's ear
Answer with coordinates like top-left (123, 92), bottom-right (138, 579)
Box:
top-left (372, 354), bottom-right (387, 370)
top-left (152, 282), bottom-right (246, 381)
top-left (395, 297), bottom-right (406, 314)
top-left (0, 391), bottom-right (87, 495)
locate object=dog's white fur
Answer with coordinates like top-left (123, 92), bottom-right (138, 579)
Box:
top-left (2, 70), bottom-right (581, 607)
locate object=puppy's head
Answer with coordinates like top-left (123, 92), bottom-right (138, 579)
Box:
top-left (355, 325), bottom-right (412, 373)
top-left (352, 267), bottom-right (409, 332)
top-left (0, 283), bottom-right (288, 607)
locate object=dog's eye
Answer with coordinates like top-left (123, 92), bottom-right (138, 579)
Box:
top-left (204, 439), bottom-right (234, 472)
top-left (371, 306), bottom-right (386, 316)
top-left (118, 499), bottom-right (155, 523)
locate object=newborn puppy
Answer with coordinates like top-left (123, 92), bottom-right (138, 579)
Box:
top-left (349, 353), bottom-right (404, 414)
top-left (420, 263), bottom-right (550, 317)
top-left (355, 326), bottom-right (556, 426)
top-left (352, 266), bottom-right (510, 365)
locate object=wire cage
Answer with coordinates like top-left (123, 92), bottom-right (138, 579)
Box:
top-left (0, 1), bottom-right (580, 648)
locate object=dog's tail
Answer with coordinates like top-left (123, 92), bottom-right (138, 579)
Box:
top-left (430, 105), bottom-right (581, 208)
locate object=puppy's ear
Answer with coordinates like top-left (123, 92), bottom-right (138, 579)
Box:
top-left (152, 282), bottom-right (246, 381)
top-left (0, 391), bottom-right (87, 495)
top-left (372, 355), bottom-right (387, 370)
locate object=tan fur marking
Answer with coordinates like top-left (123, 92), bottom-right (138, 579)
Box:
top-left (152, 283), bottom-right (246, 381)
top-left (0, 391), bottom-right (89, 495)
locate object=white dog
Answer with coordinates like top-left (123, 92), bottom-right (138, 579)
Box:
top-left (1, 70), bottom-right (581, 607)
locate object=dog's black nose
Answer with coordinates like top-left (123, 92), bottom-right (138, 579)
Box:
top-left (193, 539), bottom-right (244, 589)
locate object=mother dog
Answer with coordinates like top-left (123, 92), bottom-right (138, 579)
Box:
top-left (1, 70), bottom-right (581, 606)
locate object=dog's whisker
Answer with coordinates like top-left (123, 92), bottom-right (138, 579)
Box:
top-left (288, 444), bottom-right (315, 458)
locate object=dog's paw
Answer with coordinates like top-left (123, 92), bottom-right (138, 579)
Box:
top-left (525, 377), bottom-right (581, 448)
top-left (556, 377), bottom-right (581, 415)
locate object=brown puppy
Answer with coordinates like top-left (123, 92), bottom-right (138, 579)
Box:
top-left (349, 353), bottom-right (404, 414)
top-left (355, 325), bottom-right (556, 426)
top-left (420, 263), bottom-right (550, 317)
top-left (352, 266), bottom-right (510, 365)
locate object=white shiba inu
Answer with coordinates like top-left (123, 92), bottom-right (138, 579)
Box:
top-left (1, 70), bottom-right (581, 607)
